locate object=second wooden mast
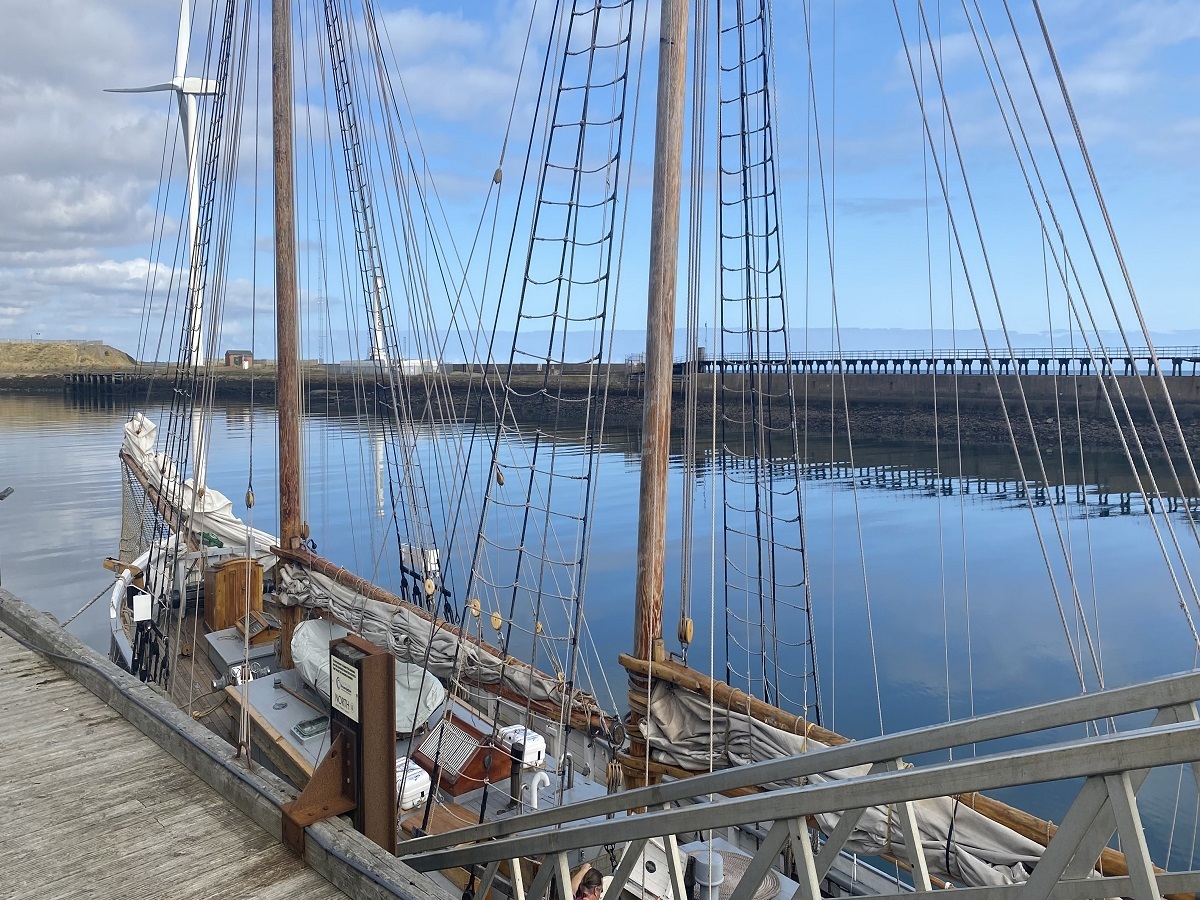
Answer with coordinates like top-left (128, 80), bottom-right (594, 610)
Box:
top-left (273, 0), bottom-right (304, 668)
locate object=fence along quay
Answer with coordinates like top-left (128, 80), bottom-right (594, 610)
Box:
top-left (47, 344), bottom-right (1200, 396)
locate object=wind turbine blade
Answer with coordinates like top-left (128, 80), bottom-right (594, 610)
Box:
top-left (174, 0), bottom-right (190, 81)
top-left (105, 83), bottom-right (179, 94)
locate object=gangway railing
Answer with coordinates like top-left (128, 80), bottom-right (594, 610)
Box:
top-left (397, 670), bottom-right (1200, 900)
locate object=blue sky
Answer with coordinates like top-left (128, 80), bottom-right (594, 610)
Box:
top-left (2, 0), bottom-right (1198, 359)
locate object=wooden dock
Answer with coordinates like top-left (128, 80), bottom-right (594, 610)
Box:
top-left (0, 590), bottom-right (456, 900)
top-left (0, 628), bottom-right (346, 900)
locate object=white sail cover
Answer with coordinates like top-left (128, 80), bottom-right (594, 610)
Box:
top-left (644, 682), bottom-right (1043, 888)
top-left (277, 565), bottom-right (578, 710)
top-left (292, 619), bottom-right (446, 733)
top-left (122, 413), bottom-right (278, 563)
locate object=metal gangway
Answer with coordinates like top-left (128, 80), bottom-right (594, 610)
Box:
top-left (398, 671), bottom-right (1200, 900)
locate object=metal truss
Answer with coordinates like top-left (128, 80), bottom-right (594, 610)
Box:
top-left (397, 670), bottom-right (1200, 900)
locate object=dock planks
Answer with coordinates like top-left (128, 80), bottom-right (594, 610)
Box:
top-left (0, 630), bottom-right (347, 900)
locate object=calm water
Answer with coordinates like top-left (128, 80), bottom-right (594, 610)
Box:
top-left (2, 392), bottom-right (1198, 864)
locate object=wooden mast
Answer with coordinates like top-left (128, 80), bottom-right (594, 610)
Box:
top-left (631, 0), bottom-right (689, 666)
top-left (627, 0), bottom-right (689, 788)
top-left (272, 0), bottom-right (303, 668)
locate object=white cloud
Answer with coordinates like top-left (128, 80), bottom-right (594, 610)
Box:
top-left (0, 0), bottom-right (1195, 349)
top-left (0, 0), bottom-right (182, 346)
top-left (0, 175), bottom-right (159, 251)
top-left (36, 258), bottom-right (169, 293)
top-left (1041, 0), bottom-right (1200, 154)
top-left (374, 4), bottom-right (537, 123)
top-left (0, 256), bottom-right (163, 332)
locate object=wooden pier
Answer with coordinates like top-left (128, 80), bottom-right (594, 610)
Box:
top-left (0, 627), bottom-right (344, 899)
top-left (0, 590), bottom-right (454, 900)
top-left (62, 370), bottom-right (132, 393)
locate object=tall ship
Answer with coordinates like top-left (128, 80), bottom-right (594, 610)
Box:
top-left (106, 2), bottom-right (1200, 900)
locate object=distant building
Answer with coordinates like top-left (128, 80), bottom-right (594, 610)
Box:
top-left (396, 358), bottom-right (440, 376)
top-left (224, 350), bottom-right (253, 369)
top-left (326, 358), bottom-right (443, 377)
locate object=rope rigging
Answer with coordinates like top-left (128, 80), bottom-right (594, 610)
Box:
top-left (123, 0), bottom-right (248, 692)
top-left (902, 0), bottom-right (1200, 665)
top-left (321, 0), bottom-right (442, 605)
top-left (707, 0), bottom-right (821, 723)
top-left (463, 0), bottom-right (640, 738)
top-left (110, 5), bottom-right (1200, 842)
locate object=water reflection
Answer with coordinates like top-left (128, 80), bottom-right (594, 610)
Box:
top-left (801, 456), bottom-right (1200, 521)
top-left (5, 394), bottom-right (1198, 663)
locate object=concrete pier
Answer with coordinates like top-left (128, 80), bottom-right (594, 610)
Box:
top-left (5, 349), bottom-right (1199, 444)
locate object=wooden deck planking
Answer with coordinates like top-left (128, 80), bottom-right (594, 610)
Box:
top-left (168, 607), bottom-right (237, 738)
top-left (0, 630), bottom-right (348, 900)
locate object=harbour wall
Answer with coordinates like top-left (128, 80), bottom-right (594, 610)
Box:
top-left (8, 368), bottom-right (1200, 452)
top-left (12, 367), bottom-right (1200, 415)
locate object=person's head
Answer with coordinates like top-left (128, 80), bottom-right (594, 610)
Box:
top-left (574, 867), bottom-right (603, 900)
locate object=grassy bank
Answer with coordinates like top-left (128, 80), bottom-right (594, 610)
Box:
top-left (0, 340), bottom-right (135, 372)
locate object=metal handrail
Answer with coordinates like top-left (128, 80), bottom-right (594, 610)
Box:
top-left (407, 719), bottom-right (1200, 870)
top-left (396, 671), bottom-right (1200, 900)
top-left (399, 669), bottom-right (1200, 856)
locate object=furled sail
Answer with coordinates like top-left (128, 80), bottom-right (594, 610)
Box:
top-left (122, 413), bottom-right (277, 561)
top-left (643, 682), bottom-right (1044, 888)
top-left (279, 565), bottom-right (582, 711)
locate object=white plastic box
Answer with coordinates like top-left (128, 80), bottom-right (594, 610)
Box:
top-left (498, 724), bottom-right (547, 767)
top-left (395, 756), bottom-right (432, 810)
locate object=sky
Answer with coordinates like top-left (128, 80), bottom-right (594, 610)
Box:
top-left (2, 0), bottom-right (1199, 360)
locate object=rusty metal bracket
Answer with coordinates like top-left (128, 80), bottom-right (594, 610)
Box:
top-left (281, 732), bottom-right (356, 856)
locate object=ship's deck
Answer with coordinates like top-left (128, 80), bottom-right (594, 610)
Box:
top-left (166, 606), bottom-right (238, 738)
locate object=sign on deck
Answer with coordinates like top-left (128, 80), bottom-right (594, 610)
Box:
top-left (330, 653), bottom-right (360, 722)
